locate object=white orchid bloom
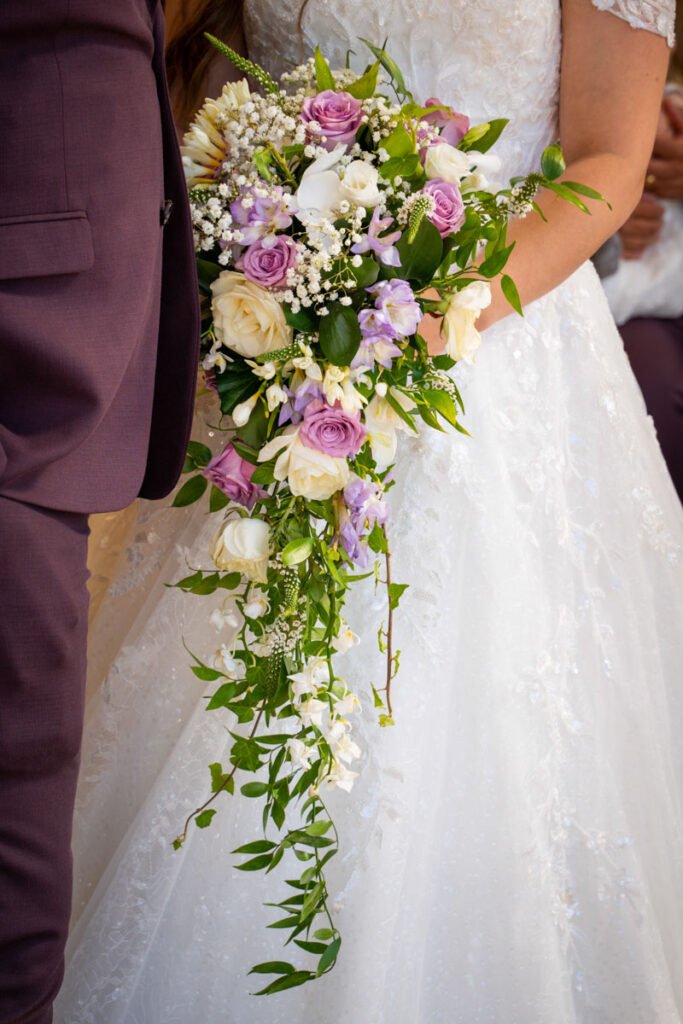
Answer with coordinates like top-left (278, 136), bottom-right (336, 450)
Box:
top-left (209, 600), bottom-right (240, 631)
top-left (213, 645), bottom-right (242, 678)
top-left (295, 144), bottom-right (347, 218)
top-left (289, 656), bottom-right (331, 701)
top-left (287, 737), bottom-right (313, 771)
top-left (326, 719), bottom-right (362, 764)
top-left (297, 697), bottom-right (327, 729)
top-left (242, 594), bottom-right (269, 619)
top-left (325, 758), bottom-right (359, 793)
top-left (332, 627), bottom-right (360, 654)
top-left (335, 691), bottom-right (361, 717)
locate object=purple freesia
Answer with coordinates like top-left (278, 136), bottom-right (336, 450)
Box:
top-left (338, 476), bottom-right (390, 567)
top-left (230, 187), bottom-right (293, 246)
top-left (203, 443), bottom-right (267, 510)
top-left (299, 400), bottom-right (366, 458)
top-left (368, 279), bottom-right (422, 338)
top-left (351, 207), bottom-right (401, 267)
top-left (422, 178), bottom-right (465, 237)
top-left (236, 235), bottom-right (299, 289)
top-left (300, 90), bottom-right (363, 150)
top-left (351, 308), bottom-right (402, 370)
top-left (278, 379), bottom-right (324, 425)
top-left (423, 97), bottom-right (470, 146)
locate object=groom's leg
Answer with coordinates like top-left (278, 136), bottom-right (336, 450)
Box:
top-left (0, 496), bottom-right (90, 1024)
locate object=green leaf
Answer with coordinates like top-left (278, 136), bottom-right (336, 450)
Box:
top-left (172, 474), bottom-right (208, 507)
top-left (424, 388), bottom-right (457, 427)
top-left (478, 242), bottom-right (514, 279)
top-left (209, 485), bottom-right (230, 513)
top-left (367, 521), bottom-right (388, 553)
top-left (379, 153), bottom-right (422, 182)
top-left (343, 254), bottom-right (380, 289)
top-left (209, 761), bottom-right (233, 793)
top-left (190, 573), bottom-right (220, 595)
top-left (319, 303), bottom-right (361, 366)
top-left (253, 971), bottom-right (313, 996)
top-left (284, 304), bottom-right (318, 332)
top-left (541, 143), bottom-right (566, 181)
top-left (197, 257), bottom-right (221, 293)
top-left (240, 781), bottom-right (269, 798)
top-left (251, 463), bottom-right (275, 486)
top-left (314, 45), bottom-right (335, 91)
top-left (396, 217), bottom-right (443, 285)
top-left (187, 441), bottom-right (213, 467)
top-left (459, 118), bottom-right (508, 154)
top-left (501, 274), bottom-right (523, 316)
top-left (305, 820), bottom-right (333, 836)
top-left (385, 390), bottom-right (418, 432)
top-left (206, 682), bottom-right (240, 709)
top-left (253, 148), bottom-right (274, 182)
top-left (317, 937), bottom-right (342, 976)
top-left (544, 180), bottom-right (590, 213)
top-left (236, 402), bottom-right (269, 448)
top-left (192, 664), bottom-right (224, 682)
top-left (233, 839), bottom-right (277, 855)
top-left (249, 961), bottom-right (295, 976)
top-left (371, 683), bottom-right (385, 709)
top-left (195, 809), bottom-right (216, 829)
top-left (294, 939), bottom-right (327, 954)
top-left (214, 361), bottom-right (260, 417)
top-left (314, 928), bottom-right (335, 941)
top-left (382, 124), bottom-right (415, 159)
top-left (345, 61), bottom-right (380, 99)
top-left (360, 39), bottom-right (412, 100)
top-left (217, 572), bottom-right (242, 589)
top-left (563, 179), bottom-right (610, 209)
top-left (236, 853), bottom-right (274, 871)
top-left (282, 537), bottom-right (314, 566)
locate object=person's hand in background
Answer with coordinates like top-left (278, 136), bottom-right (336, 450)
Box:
top-left (646, 91), bottom-right (683, 201)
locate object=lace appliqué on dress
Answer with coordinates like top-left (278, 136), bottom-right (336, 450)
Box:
top-left (591, 0), bottom-right (676, 46)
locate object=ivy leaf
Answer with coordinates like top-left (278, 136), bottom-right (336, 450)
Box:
top-left (195, 809), bottom-right (216, 829)
top-left (319, 303), bottom-right (361, 366)
top-left (282, 537), bottom-right (314, 566)
top-left (314, 45), bottom-right (335, 91)
top-left (388, 582), bottom-right (409, 610)
top-left (172, 474), bottom-right (208, 507)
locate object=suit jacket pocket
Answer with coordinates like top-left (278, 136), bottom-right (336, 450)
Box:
top-left (0, 211), bottom-right (94, 281)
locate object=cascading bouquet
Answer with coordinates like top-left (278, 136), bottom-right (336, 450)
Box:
top-left (171, 36), bottom-right (600, 994)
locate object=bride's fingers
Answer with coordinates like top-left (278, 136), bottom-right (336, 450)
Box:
top-left (418, 311), bottom-right (445, 356)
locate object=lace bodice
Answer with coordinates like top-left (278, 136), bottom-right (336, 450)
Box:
top-left (244, 0), bottom-right (675, 180)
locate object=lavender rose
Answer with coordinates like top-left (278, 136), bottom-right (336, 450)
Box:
top-left (422, 178), bottom-right (465, 237)
top-left (299, 400), bottom-right (366, 458)
top-left (301, 90), bottom-right (363, 149)
top-left (237, 236), bottom-right (299, 290)
top-left (203, 443), bottom-right (266, 510)
top-left (423, 97), bottom-right (471, 146)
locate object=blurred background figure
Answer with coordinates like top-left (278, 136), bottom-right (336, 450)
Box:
top-left (596, 4), bottom-right (683, 501)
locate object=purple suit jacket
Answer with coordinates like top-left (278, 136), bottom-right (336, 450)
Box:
top-left (0, 0), bottom-right (200, 512)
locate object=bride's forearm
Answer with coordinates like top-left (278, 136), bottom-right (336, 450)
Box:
top-left (479, 152), bottom-right (644, 330)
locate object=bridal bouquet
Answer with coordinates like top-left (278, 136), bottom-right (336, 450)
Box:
top-left (171, 37), bottom-right (598, 993)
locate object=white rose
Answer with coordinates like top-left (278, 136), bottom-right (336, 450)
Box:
top-left (295, 144), bottom-right (346, 217)
top-left (364, 389), bottom-right (417, 471)
top-left (340, 160), bottom-right (381, 208)
top-left (210, 517), bottom-right (271, 583)
top-left (211, 271), bottom-right (292, 359)
top-left (441, 281), bottom-right (492, 364)
top-left (259, 427), bottom-right (350, 500)
top-left (424, 142), bottom-right (472, 184)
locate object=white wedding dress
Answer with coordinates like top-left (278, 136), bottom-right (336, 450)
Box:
top-left (56, 2), bottom-right (683, 1022)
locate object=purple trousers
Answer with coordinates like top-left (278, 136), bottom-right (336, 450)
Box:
top-left (620, 314), bottom-right (683, 502)
top-left (0, 498), bottom-right (90, 1024)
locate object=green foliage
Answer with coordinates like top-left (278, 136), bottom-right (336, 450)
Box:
top-left (318, 303), bottom-right (361, 366)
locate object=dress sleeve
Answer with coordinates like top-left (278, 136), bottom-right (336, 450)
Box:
top-left (590, 0), bottom-right (676, 46)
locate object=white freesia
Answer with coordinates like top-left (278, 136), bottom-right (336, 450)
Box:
top-left (364, 389), bottom-right (417, 471)
top-left (325, 759), bottom-right (358, 793)
top-left (265, 383), bottom-right (288, 412)
top-left (211, 271), bottom-right (292, 359)
top-left (209, 600), bottom-right (240, 631)
top-left (424, 142), bottom-right (472, 184)
top-left (340, 160), bottom-right (381, 208)
top-left (332, 627), bottom-right (360, 654)
top-left (326, 720), bottom-right (362, 764)
top-left (292, 346), bottom-right (324, 382)
top-left (295, 144), bottom-right (346, 217)
top-left (232, 393), bottom-right (259, 427)
top-left (297, 697), bottom-right (327, 729)
top-left (287, 737), bottom-right (313, 771)
top-left (210, 517), bottom-right (271, 583)
top-left (258, 426), bottom-right (350, 500)
top-left (243, 595), bottom-right (269, 619)
top-left (441, 281), bottom-right (492, 364)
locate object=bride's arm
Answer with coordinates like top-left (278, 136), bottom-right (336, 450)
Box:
top-left (477, 0), bottom-right (670, 331)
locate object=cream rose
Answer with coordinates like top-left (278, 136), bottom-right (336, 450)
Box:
top-left (211, 272), bottom-right (292, 359)
top-left (340, 160), bottom-right (381, 208)
top-left (259, 427), bottom-right (350, 500)
top-left (210, 517), bottom-right (271, 583)
top-left (441, 281), bottom-right (491, 364)
top-left (364, 389), bottom-right (417, 471)
top-left (424, 142), bottom-right (472, 184)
